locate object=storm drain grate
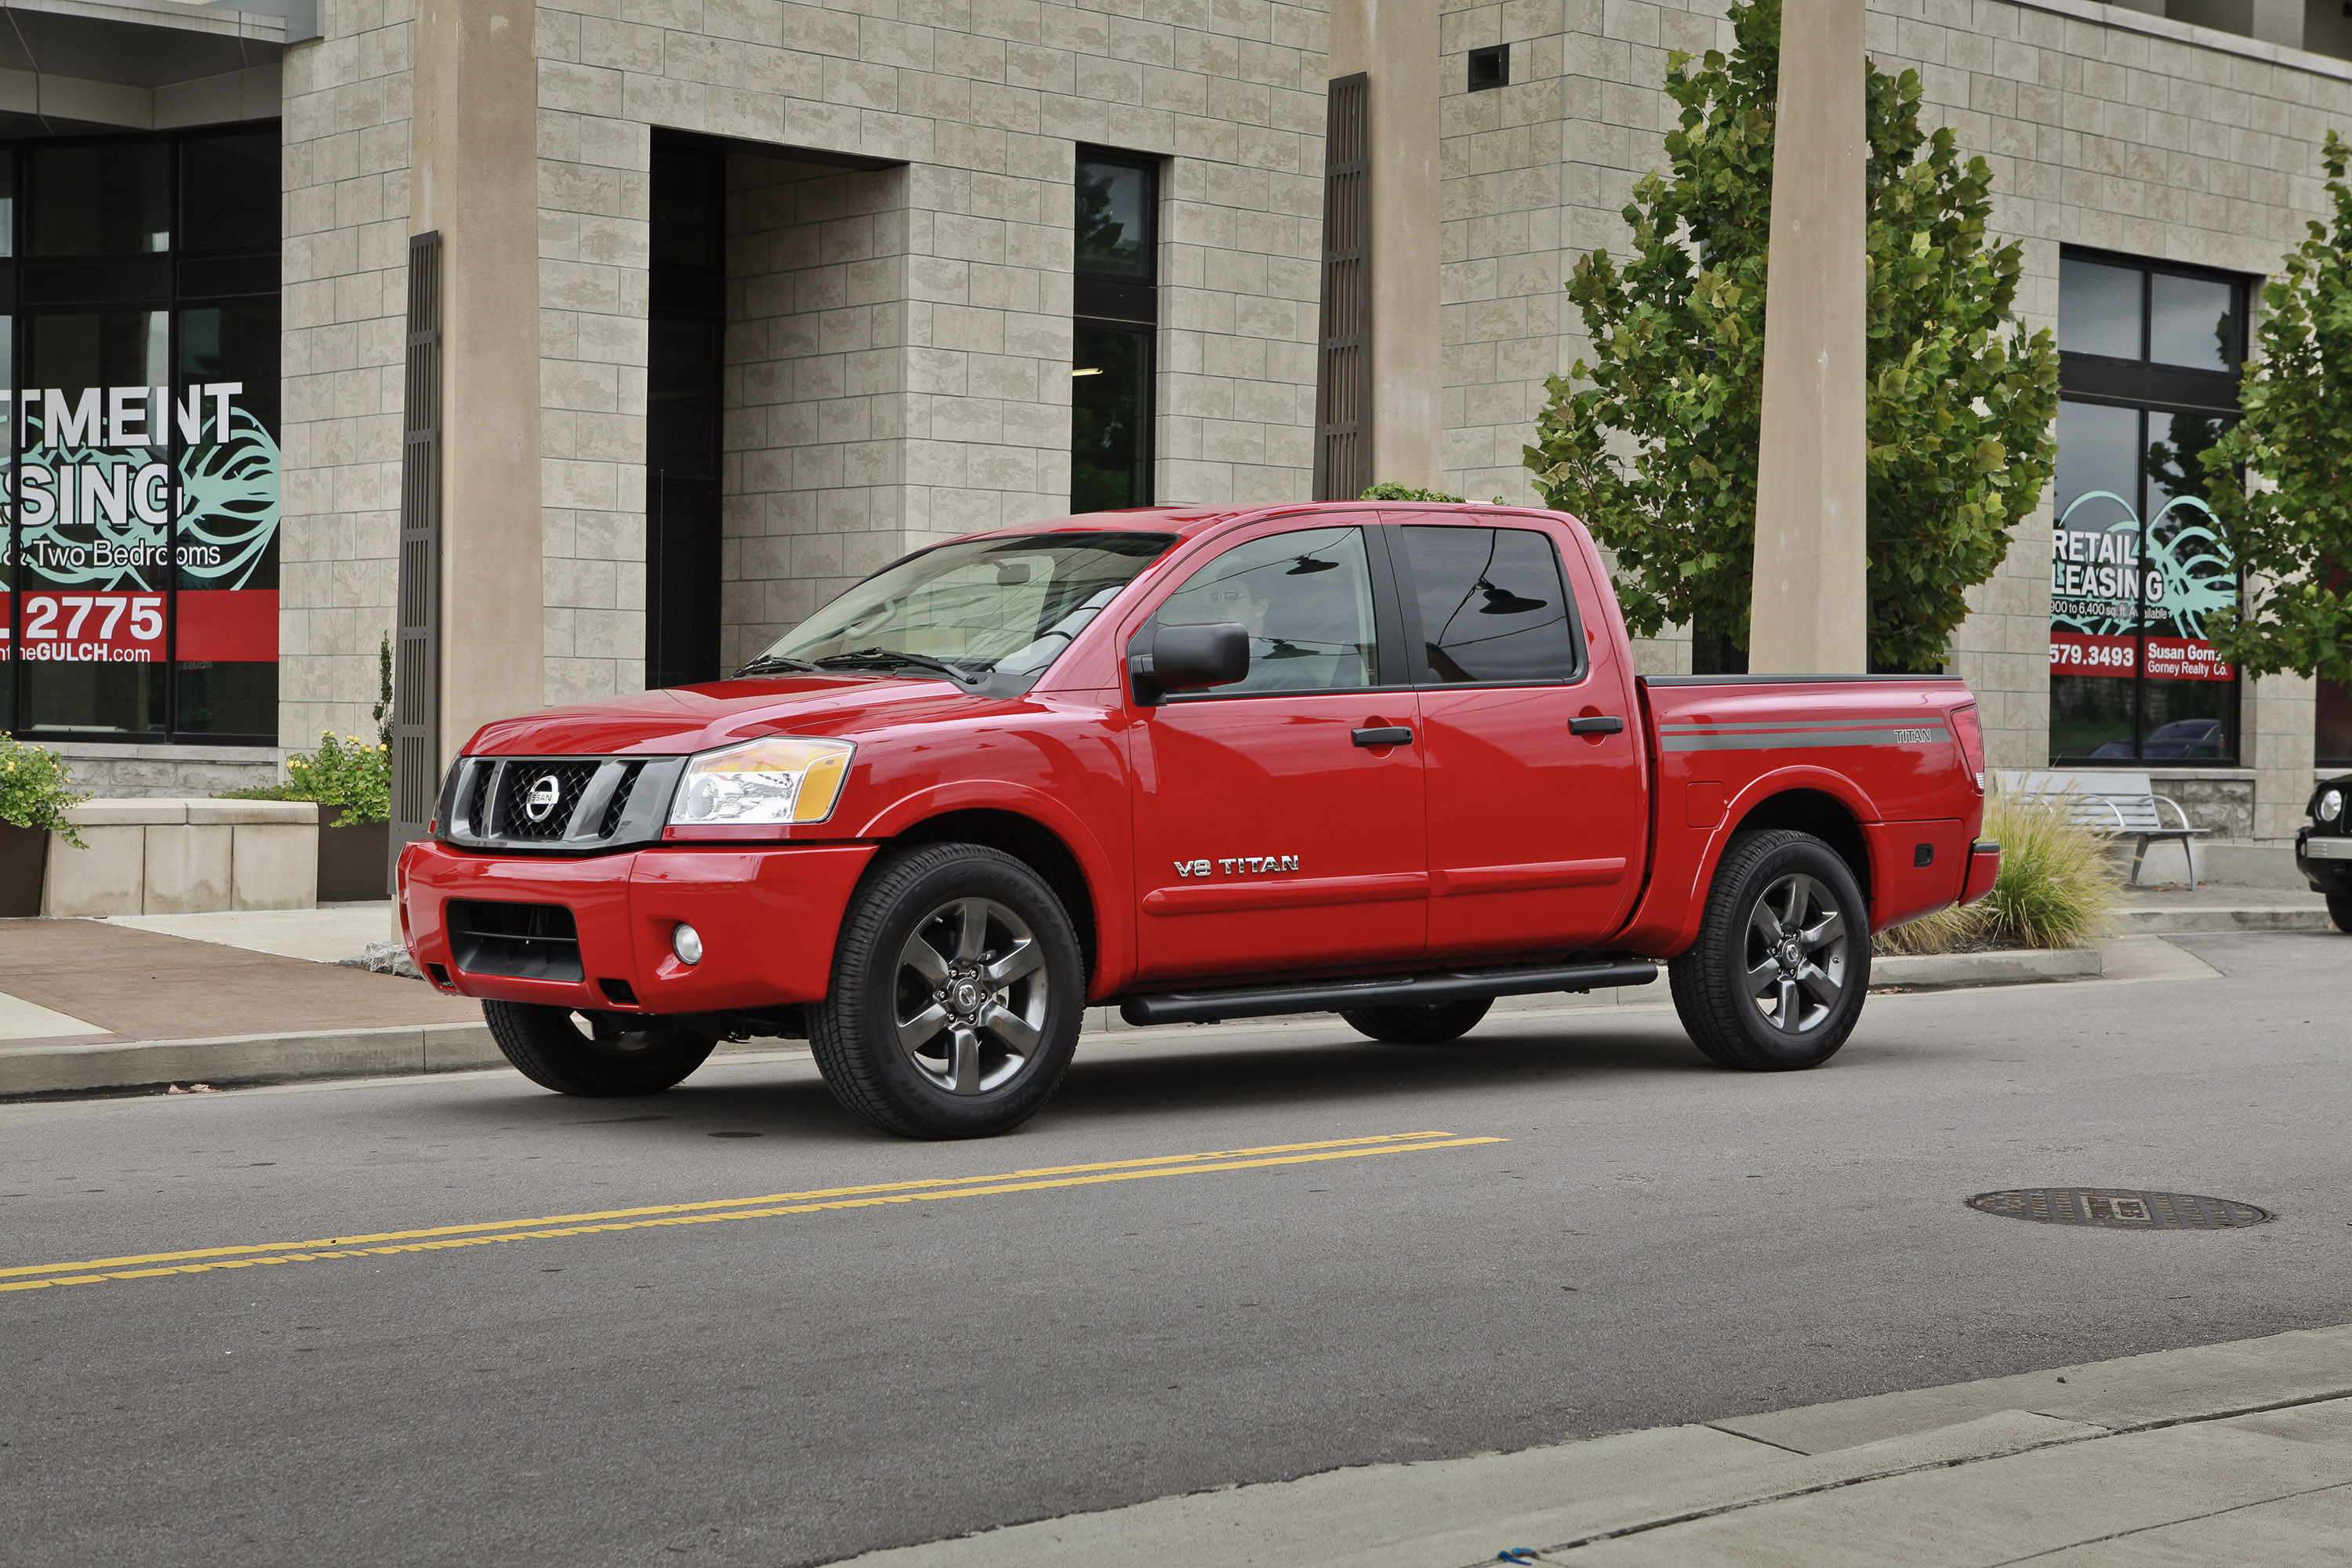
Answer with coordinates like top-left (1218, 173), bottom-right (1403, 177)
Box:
top-left (1967, 1189), bottom-right (2273, 1229)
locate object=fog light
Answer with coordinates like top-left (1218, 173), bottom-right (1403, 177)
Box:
top-left (672, 923), bottom-right (703, 965)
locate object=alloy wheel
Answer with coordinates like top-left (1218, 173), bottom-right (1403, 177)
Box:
top-left (1742, 872), bottom-right (1848, 1036)
top-left (893, 897), bottom-right (1049, 1094)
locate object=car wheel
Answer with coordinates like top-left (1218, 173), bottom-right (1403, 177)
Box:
top-left (484, 1000), bottom-right (717, 1096)
top-left (1340, 999), bottom-right (1493, 1044)
top-left (809, 844), bottom-right (1083, 1139)
top-left (2329, 894), bottom-right (2352, 935)
top-left (1669, 829), bottom-right (1870, 1071)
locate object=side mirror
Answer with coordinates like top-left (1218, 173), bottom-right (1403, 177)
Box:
top-left (1131, 622), bottom-right (1250, 706)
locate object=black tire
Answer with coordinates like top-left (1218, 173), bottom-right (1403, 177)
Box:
top-left (483, 1000), bottom-right (716, 1096)
top-left (1341, 999), bottom-right (1493, 1044)
top-left (2329, 894), bottom-right (2352, 935)
top-left (809, 844), bottom-right (1084, 1139)
top-left (1669, 829), bottom-right (1870, 1071)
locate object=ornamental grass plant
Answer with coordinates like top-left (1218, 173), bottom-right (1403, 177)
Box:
top-left (1875, 792), bottom-right (2120, 955)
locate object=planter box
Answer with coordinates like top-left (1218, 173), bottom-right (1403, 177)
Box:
top-left (318, 809), bottom-right (390, 902)
top-left (43, 798), bottom-right (318, 916)
top-left (0, 822), bottom-right (49, 918)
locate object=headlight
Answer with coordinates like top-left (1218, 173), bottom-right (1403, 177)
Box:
top-left (2321, 788), bottom-right (2344, 824)
top-left (669, 736), bottom-right (855, 826)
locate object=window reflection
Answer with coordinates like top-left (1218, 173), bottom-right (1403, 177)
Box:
top-left (1401, 527), bottom-right (1579, 684)
top-left (2058, 258), bottom-right (2140, 358)
top-left (2148, 273), bottom-right (2235, 372)
top-left (1072, 324), bottom-right (1149, 510)
top-left (1076, 162), bottom-right (1152, 278)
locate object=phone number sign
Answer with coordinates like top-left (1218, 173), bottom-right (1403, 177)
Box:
top-left (2049, 630), bottom-right (2232, 682)
top-left (0, 590), bottom-right (275, 663)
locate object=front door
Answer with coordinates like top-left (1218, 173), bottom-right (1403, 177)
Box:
top-left (1126, 521), bottom-right (1425, 984)
top-left (1391, 519), bottom-right (1647, 957)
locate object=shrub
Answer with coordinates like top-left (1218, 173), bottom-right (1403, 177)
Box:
top-left (1875, 793), bottom-right (2119, 953)
top-left (0, 737), bottom-right (89, 848)
top-left (1360, 483), bottom-right (1465, 503)
top-left (221, 731), bottom-right (391, 826)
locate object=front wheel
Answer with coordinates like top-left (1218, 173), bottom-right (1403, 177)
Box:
top-left (484, 1001), bottom-right (717, 1096)
top-left (809, 844), bottom-right (1084, 1138)
top-left (2328, 893), bottom-right (2352, 935)
top-left (1341, 999), bottom-right (1492, 1044)
top-left (1669, 829), bottom-right (1869, 1071)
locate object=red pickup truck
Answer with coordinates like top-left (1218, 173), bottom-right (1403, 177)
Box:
top-left (399, 503), bottom-right (1998, 1138)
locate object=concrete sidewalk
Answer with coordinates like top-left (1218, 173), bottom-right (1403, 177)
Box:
top-left (0, 904), bottom-right (494, 1096)
top-left (838, 1323), bottom-right (2352, 1566)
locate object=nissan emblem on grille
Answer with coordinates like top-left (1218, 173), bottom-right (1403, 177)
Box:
top-left (524, 775), bottom-right (564, 824)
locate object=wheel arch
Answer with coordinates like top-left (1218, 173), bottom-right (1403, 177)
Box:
top-left (1727, 787), bottom-right (1873, 908)
top-left (880, 807), bottom-right (1108, 993)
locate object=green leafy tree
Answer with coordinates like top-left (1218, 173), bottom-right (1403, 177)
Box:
top-left (2197, 131), bottom-right (2352, 685)
top-left (1523, 0), bottom-right (2059, 670)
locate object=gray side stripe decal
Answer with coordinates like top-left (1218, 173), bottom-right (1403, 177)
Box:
top-left (1661, 727), bottom-right (1951, 753)
top-left (1657, 717), bottom-right (1949, 734)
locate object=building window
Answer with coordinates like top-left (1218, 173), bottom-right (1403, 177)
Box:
top-left (644, 134), bottom-right (726, 689)
top-left (2, 123), bottom-right (281, 743)
top-left (1072, 150), bottom-right (1157, 512)
top-left (2049, 251), bottom-right (2246, 765)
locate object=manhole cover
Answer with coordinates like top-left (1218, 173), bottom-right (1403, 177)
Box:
top-left (1967, 1189), bottom-right (2272, 1229)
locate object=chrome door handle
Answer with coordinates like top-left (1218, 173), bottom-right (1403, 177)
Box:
top-left (1569, 716), bottom-right (1625, 735)
top-left (1352, 726), bottom-right (1414, 747)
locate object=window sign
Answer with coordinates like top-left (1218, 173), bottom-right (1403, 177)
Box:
top-left (0, 124), bottom-right (282, 741)
top-left (2049, 252), bottom-right (2245, 764)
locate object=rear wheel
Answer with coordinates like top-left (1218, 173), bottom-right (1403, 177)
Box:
top-left (1669, 829), bottom-right (1868, 1071)
top-left (809, 844), bottom-right (1083, 1138)
top-left (1341, 999), bottom-right (1492, 1044)
top-left (2328, 894), bottom-right (2352, 935)
top-left (484, 1001), bottom-right (716, 1096)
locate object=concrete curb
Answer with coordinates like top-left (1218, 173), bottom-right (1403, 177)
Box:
top-left (0, 1022), bottom-right (504, 1098)
top-left (2118, 904), bottom-right (2335, 934)
top-left (1868, 945), bottom-right (2102, 988)
top-left (831, 1323), bottom-right (2352, 1567)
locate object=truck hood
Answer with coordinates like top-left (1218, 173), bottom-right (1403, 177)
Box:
top-left (464, 673), bottom-right (1026, 757)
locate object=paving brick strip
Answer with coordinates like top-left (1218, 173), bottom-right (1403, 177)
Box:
top-left (833, 1323), bottom-right (2352, 1566)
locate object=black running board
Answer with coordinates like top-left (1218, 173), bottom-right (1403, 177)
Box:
top-left (1117, 958), bottom-right (1658, 1027)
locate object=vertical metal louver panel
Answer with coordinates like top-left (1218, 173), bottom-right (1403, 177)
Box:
top-left (1314, 73), bottom-right (1371, 503)
top-left (391, 231), bottom-right (443, 879)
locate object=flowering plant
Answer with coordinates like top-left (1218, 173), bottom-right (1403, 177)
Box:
top-left (0, 737), bottom-right (89, 848)
top-left (223, 731), bottom-right (391, 826)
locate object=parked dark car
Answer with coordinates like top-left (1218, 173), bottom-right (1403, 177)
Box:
top-left (2296, 775), bottom-right (2352, 932)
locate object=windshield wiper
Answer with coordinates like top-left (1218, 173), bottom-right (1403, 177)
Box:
top-left (732, 653), bottom-right (825, 677)
top-left (813, 648), bottom-right (984, 685)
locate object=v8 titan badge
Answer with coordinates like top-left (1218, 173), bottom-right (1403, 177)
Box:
top-left (1173, 855), bottom-right (1301, 878)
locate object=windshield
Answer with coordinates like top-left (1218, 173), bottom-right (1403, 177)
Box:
top-left (745, 531), bottom-right (1177, 685)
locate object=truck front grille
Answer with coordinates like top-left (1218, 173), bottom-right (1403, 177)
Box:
top-left (493, 761), bottom-right (601, 840)
top-left (437, 754), bottom-right (684, 853)
top-left (445, 900), bottom-right (584, 982)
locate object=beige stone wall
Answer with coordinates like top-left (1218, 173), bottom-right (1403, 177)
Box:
top-left (278, 0), bottom-right (416, 746)
top-left (723, 154), bottom-right (910, 673)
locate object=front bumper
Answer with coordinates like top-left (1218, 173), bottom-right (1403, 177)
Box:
top-left (2295, 828), bottom-right (2352, 895)
top-left (398, 839), bottom-right (877, 1015)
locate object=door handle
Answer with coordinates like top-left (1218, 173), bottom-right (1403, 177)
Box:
top-left (1352, 725), bottom-right (1414, 748)
top-left (1569, 716), bottom-right (1625, 735)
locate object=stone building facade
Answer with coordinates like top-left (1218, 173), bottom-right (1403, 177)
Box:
top-left (30, 0), bottom-right (2352, 840)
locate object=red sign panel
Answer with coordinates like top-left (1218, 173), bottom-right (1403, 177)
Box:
top-left (0, 590), bottom-right (277, 663)
top-left (2049, 630), bottom-right (2231, 682)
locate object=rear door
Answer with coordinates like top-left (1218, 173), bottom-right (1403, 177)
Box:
top-left (1124, 519), bottom-right (1425, 984)
top-left (1392, 517), bottom-right (1647, 958)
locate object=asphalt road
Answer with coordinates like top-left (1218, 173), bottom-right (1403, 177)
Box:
top-left (5, 932), bottom-right (2348, 1567)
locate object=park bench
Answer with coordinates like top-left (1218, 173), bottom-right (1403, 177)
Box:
top-left (1994, 770), bottom-right (2207, 886)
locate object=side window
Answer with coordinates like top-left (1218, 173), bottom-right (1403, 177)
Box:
top-left (1145, 525), bottom-right (1380, 693)
top-left (1399, 526), bottom-right (1580, 684)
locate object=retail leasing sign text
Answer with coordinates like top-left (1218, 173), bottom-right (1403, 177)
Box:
top-left (1, 383), bottom-right (279, 664)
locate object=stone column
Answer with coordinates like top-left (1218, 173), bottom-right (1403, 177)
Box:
top-left (2245, 669), bottom-right (2317, 842)
top-left (411, 0), bottom-right (544, 758)
top-left (1748, 0), bottom-right (1869, 675)
top-left (1327, 0), bottom-right (1442, 493)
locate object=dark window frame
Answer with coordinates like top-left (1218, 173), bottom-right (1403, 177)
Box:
top-left (2051, 246), bottom-right (2251, 769)
top-left (2, 120), bottom-right (284, 749)
top-left (1072, 147), bottom-right (1161, 512)
top-left (1139, 520), bottom-right (1412, 702)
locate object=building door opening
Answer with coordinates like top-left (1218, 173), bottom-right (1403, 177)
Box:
top-left (647, 136), bottom-right (725, 688)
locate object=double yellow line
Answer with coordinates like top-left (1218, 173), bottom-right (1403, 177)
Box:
top-left (2, 1130), bottom-right (1501, 1298)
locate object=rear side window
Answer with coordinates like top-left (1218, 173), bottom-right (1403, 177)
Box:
top-left (1399, 526), bottom-right (1580, 684)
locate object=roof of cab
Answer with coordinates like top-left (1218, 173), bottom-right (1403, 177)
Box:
top-left (957, 500), bottom-right (1566, 546)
